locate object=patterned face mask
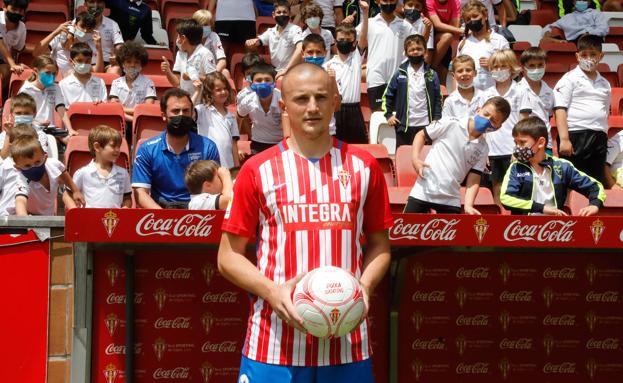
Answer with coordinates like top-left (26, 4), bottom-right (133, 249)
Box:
top-left (513, 144), bottom-right (536, 162)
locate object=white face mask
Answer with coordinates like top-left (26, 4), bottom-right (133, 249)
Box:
top-left (124, 66), bottom-right (141, 79)
top-left (74, 63), bottom-right (92, 75)
top-left (202, 26), bottom-right (212, 38)
top-left (526, 67), bottom-right (545, 81)
top-left (457, 81), bottom-right (474, 89)
top-left (306, 17), bottom-right (321, 29)
top-left (491, 69), bottom-right (511, 83)
top-left (579, 57), bottom-right (597, 72)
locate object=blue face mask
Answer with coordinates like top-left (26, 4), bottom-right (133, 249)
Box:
top-left (39, 71), bottom-right (55, 88)
top-left (250, 82), bottom-right (275, 99)
top-left (14, 115), bottom-right (34, 125)
top-left (473, 115), bottom-right (495, 133)
top-left (20, 162), bottom-right (46, 182)
top-left (304, 56), bottom-right (325, 66)
top-left (575, 0), bottom-right (589, 12)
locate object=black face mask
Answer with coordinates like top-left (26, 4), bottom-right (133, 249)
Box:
top-left (467, 19), bottom-right (484, 33)
top-left (166, 115), bottom-right (195, 137)
top-left (87, 5), bottom-right (103, 16)
top-left (6, 11), bottom-right (23, 23)
top-left (274, 15), bottom-right (290, 27)
top-left (380, 3), bottom-right (397, 14)
top-left (408, 55), bottom-right (425, 65)
top-left (404, 9), bottom-right (421, 22)
top-left (336, 40), bottom-right (354, 54)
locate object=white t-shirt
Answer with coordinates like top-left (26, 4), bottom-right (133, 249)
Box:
top-left (410, 117), bottom-right (488, 207)
top-left (607, 131), bottom-right (623, 187)
top-left (518, 78), bottom-right (554, 149)
top-left (0, 158), bottom-right (26, 216)
top-left (59, 74), bottom-right (108, 106)
top-left (323, 49), bottom-right (363, 104)
top-left (0, 11), bottom-right (26, 52)
top-left (302, 28), bottom-right (334, 62)
top-left (483, 80), bottom-right (524, 156)
top-left (407, 64), bottom-right (430, 127)
top-left (50, 26), bottom-right (99, 74)
top-left (237, 87), bottom-right (283, 144)
top-left (203, 32), bottom-right (226, 61)
top-left (357, 14), bottom-right (416, 88)
top-left (18, 81), bottom-right (66, 127)
top-left (214, 0), bottom-right (255, 21)
top-left (189, 192), bottom-right (220, 210)
top-left (94, 16), bottom-right (124, 62)
top-left (532, 167), bottom-right (555, 212)
top-left (410, 18), bottom-right (434, 50)
top-left (460, 0), bottom-right (502, 27)
top-left (73, 160), bottom-right (131, 208)
top-left (195, 104), bottom-right (240, 169)
top-left (173, 45), bottom-right (217, 95)
top-left (442, 88), bottom-right (486, 119)
top-left (553, 66), bottom-right (611, 134)
top-left (17, 158), bottom-right (65, 216)
top-left (259, 23), bottom-right (303, 72)
top-left (0, 131), bottom-right (50, 157)
top-left (457, 31), bottom-right (509, 90)
top-left (109, 74), bottom-right (157, 108)
top-left (314, 0), bottom-right (342, 28)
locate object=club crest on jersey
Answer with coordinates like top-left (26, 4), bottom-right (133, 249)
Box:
top-left (337, 169), bottom-right (351, 188)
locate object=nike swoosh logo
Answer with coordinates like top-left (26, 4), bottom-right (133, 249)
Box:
top-left (269, 182), bottom-right (287, 192)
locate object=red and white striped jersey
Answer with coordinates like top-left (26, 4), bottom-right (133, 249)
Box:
top-left (222, 138), bottom-right (393, 366)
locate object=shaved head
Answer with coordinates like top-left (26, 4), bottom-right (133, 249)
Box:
top-left (282, 63), bottom-right (332, 97)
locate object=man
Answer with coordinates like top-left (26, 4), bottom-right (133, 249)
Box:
top-left (218, 63), bottom-right (393, 382)
top-left (132, 88), bottom-right (220, 209)
top-left (105, 0), bottom-right (157, 44)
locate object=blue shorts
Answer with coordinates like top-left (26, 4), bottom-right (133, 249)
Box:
top-left (238, 355), bottom-right (375, 383)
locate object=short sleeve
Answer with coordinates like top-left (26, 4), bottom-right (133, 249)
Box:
top-left (472, 146), bottom-right (488, 173)
top-left (172, 51), bottom-right (183, 73)
top-left (362, 159), bottom-right (393, 233)
top-left (131, 144), bottom-right (153, 188)
top-left (16, 26), bottom-right (26, 51)
top-left (109, 79), bottom-right (120, 98)
top-left (290, 25), bottom-right (303, 44)
top-left (203, 139), bottom-right (221, 164)
top-left (229, 114), bottom-right (240, 138)
top-left (425, 119), bottom-right (451, 141)
top-left (236, 92), bottom-right (254, 117)
top-left (112, 21), bottom-right (124, 45)
top-left (201, 49), bottom-right (217, 74)
top-left (607, 136), bottom-right (623, 166)
top-left (553, 74), bottom-right (573, 109)
top-left (426, 0), bottom-right (438, 16)
top-left (122, 168), bottom-right (132, 194)
top-left (221, 163), bottom-right (260, 238)
top-left (441, 97), bottom-right (454, 118)
top-left (98, 78), bottom-right (108, 101)
top-left (519, 90), bottom-right (533, 114)
top-left (452, 0), bottom-right (461, 18)
top-left (73, 168), bottom-right (84, 193)
top-left (48, 158), bottom-right (65, 180)
top-left (211, 33), bottom-right (226, 60)
top-left (258, 30), bottom-right (270, 46)
top-left (145, 78), bottom-right (157, 99)
top-left (53, 85), bottom-right (66, 107)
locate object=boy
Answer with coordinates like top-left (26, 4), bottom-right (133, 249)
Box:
top-left (245, 0), bottom-right (303, 76)
top-left (0, 93), bottom-right (50, 159)
top-left (402, 0), bottom-right (434, 61)
top-left (501, 116), bottom-right (605, 216)
top-left (554, 34), bottom-right (610, 185)
top-left (13, 135), bottom-right (84, 216)
top-left (161, 18), bottom-right (216, 95)
top-left (236, 63), bottom-right (283, 154)
top-left (184, 159), bottom-right (233, 210)
top-left (324, 7), bottom-right (369, 144)
top-left (300, 3), bottom-right (335, 62)
top-left (64, 125), bottom-right (131, 209)
top-left (405, 96), bottom-right (511, 214)
top-left (0, 0), bottom-right (27, 94)
top-left (442, 55), bottom-right (484, 119)
top-left (83, 0), bottom-right (124, 72)
top-left (382, 34), bottom-right (442, 148)
top-left (59, 42), bottom-right (108, 107)
top-left (192, 10), bottom-right (229, 78)
top-left (605, 130), bottom-right (623, 189)
top-left (543, 0), bottom-right (608, 41)
top-left (519, 47), bottom-right (554, 155)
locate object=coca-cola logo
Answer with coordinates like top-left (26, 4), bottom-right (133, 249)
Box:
top-left (543, 315), bottom-right (575, 326)
top-left (456, 314), bottom-right (489, 326)
top-left (542, 267), bottom-right (576, 279)
top-left (586, 338), bottom-right (619, 350)
top-left (456, 362), bottom-right (489, 374)
top-left (499, 290), bottom-right (533, 302)
top-left (456, 267), bottom-right (489, 279)
top-left (154, 317), bottom-right (191, 329)
top-left (106, 292), bottom-right (144, 304)
top-left (201, 291), bottom-right (239, 303)
top-left (543, 362), bottom-right (575, 374)
top-left (411, 290), bottom-right (445, 302)
top-left (499, 338), bottom-right (533, 350)
top-left (586, 291), bottom-right (619, 303)
top-left (136, 213), bottom-right (216, 237)
top-left (155, 267), bottom-right (191, 280)
top-left (153, 367), bottom-right (190, 380)
top-left (390, 218), bottom-right (459, 241)
top-left (411, 338), bottom-right (445, 350)
top-left (201, 341), bottom-right (237, 353)
top-left (104, 343), bottom-right (143, 355)
top-left (503, 220), bottom-right (575, 242)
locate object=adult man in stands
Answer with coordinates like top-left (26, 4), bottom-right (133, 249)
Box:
top-left (132, 88), bottom-right (220, 209)
top-left (105, 0), bottom-right (157, 44)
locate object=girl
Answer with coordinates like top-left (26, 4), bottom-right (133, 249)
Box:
top-left (442, 54), bottom-right (485, 119)
top-left (457, 0), bottom-right (509, 90)
top-left (193, 72), bottom-right (240, 169)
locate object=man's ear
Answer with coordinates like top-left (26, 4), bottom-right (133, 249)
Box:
top-left (278, 97), bottom-right (286, 112)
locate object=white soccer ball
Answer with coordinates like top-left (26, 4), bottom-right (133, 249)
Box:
top-left (292, 266), bottom-right (365, 338)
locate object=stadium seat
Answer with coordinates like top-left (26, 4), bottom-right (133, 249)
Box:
top-left (519, 0), bottom-right (538, 11)
top-left (64, 135), bottom-right (130, 176)
top-left (377, 124), bottom-right (396, 156)
top-left (146, 75), bottom-right (175, 98)
top-left (543, 62), bottom-right (567, 88)
top-left (460, 187), bottom-right (500, 214)
top-left (395, 145), bottom-right (416, 187)
top-left (601, 43), bottom-right (623, 73)
top-left (164, 6), bottom-right (200, 36)
top-left (161, 0), bottom-right (199, 17)
top-left (67, 102), bottom-right (126, 136)
top-left (26, 1), bottom-right (69, 24)
top-left (610, 88), bottom-right (623, 115)
top-left (568, 190), bottom-right (623, 216)
top-left (8, 68), bottom-right (34, 98)
top-left (352, 144), bottom-right (395, 186)
top-left (606, 27), bottom-right (623, 50)
top-left (511, 41), bottom-right (531, 62)
top-left (368, 111), bottom-right (386, 145)
top-left (256, 16), bottom-right (276, 35)
top-left (508, 25), bottom-right (542, 47)
top-left (133, 103), bottom-right (166, 145)
top-left (539, 41), bottom-right (577, 68)
top-left (603, 12), bottom-right (623, 27)
top-left (96, 73), bottom-right (121, 94)
top-left (361, 104), bottom-right (372, 132)
top-left (144, 48), bottom-right (174, 75)
top-left (387, 186), bottom-right (410, 213)
top-left (529, 9), bottom-right (556, 27)
top-left (608, 115), bottom-right (623, 138)
top-left (152, 10), bottom-right (163, 29)
top-left (24, 20), bottom-right (57, 53)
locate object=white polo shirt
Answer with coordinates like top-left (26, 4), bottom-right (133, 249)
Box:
top-left (482, 81), bottom-right (524, 156)
top-left (203, 32), bottom-right (226, 61)
top-left (410, 18), bottom-right (434, 50)
top-left (18, 81), bottom-right (66, 127)
top-left (237, 87), bottom-right (283, 144)
top-left (195, 104), bottom-right (240, 169)
top-left (189, 192), bottom-right (219, 210)
top-left (0, 11), bottom-right (26, 51)
top-left (518, 78), bottom-right (554, 149)
top-left (460, 0), bottom-right (502, 27)
top-left (407, 64), bottom-right (429, 127)
top-left (553, 66), bottom-right (611, 134)
top-left (73, 160), bottom-right (131, 208)
top-left (357, 14), bottom-right (416, 88)
top-left (314, 0), bottom-right (342, 28)
top-left (59, 73), bottom-right (108, 106)
top-left (17, 158), bottom-right (65, 216)
top-left (301, 28), bottom-right (334, 61)
top-left (410, 117), bottom-right (488, 207)
top-left (109, 74), bottom-right (157, 108)
top-left (214, 0), bottom-right (255, 21)
top-left (258, 23), bottom-right (303, 72)
top-left (457, 31), bottom-right (509, 90)
top-left (0, 131), bottom-right (50, 156)
top-left (607, 131), bottom-right (623, 186)
top-left (0, 158), bottom-right (26, 216)
top-left (173, 45), bottom-right (216, 95)
top-left (323, 49), bottom-right (363, 103)
top-left (95, 16), bottom-right (124, 62)
top-left (442, 88), bottom-right (486, 119)
top-left (50, 26), bottom-right (99, 74)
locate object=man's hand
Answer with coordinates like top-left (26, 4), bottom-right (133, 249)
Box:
top-left (558, 138), bottom-right (574, 157)
top-left (578, 205), bottom-right (599, 217)
top-left (386, 115), bottom-right (400, 126)
top-left (543, 205), bottom-right (568, 216)
top-left (265, 274), bottom-right (306, 332)
top-left (413, 159), bottom-right (430, 178)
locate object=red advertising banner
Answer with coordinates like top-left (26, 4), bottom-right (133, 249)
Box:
top-left (0, 231), bottom-right (50, 383)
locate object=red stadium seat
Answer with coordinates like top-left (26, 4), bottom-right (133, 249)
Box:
top-left (95, 73), bottom-right (121, 94)
top-left (388, 186), bottom-right (410, 213)
top-left (26, 1), bottom-right (69, 24)
top-left (164, 7), bottom-right (199, 46)
top-left (608, 115), bottom-right (623, 138)
top-left (8, 68), bottom-right (33, 98)
top-left (568, 190), bottom-right (623, 216)
top-left (256, 16), bottom-right (276, 35)
top-left (161, 0), bottom-right (198, 17)
top-left (611, 88), bottom-right (623, 115)
top-left (144, 48), bottom-right (174, 76)
top-left (512, 41), bottom-right (531, 61)
top-left (540, 41), bottom-right (577, 68)
top-left (133, 103), bottom-right (166, 145)
top-left (24, 20), bottom-right (57, 53)
top-left (145, 75), bottom-right (175, 98)
top-left (530, 9), bottom-right (557, 27)
top-left (352, 144), bottom-right (395, 186)
top-left (64, 135), bottom-right (130, 176)
top-left (543, 63), bottom-right (566, 88)
top-left (460, 187), bottom-right (500, 214)
top-left (606, 27), bottom-right (623, 50)
top-left (67, 102), bottom-right (126, 136)
top-left (395, 145), bottom-right (431, 187)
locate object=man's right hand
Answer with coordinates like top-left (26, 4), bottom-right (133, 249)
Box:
top-left (558, 138), bottom-right (574, 157)
top-left (266, 274), bottom-right (306, 332)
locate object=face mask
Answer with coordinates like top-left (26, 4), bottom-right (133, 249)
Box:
top-left (74, 63), bottom-right (92, 75)
top-left (526, 67), bottom-right (545, 81)
top-left (404, 9), bottom-right (421, 22)
top-left (306, 17), bottom-right (321, 29)
top-left (380, 3), bottom-right (397, 14)
top-left (244, 75), bottom-right (252, 83)
top-left (408, 55), bottom-right (424, 65)
top-left (20, 162), bottom-right (46, 182)
top-left (513, 145), bottom-right (536, 162)
top-left (579, 57), bottom-right (597, 72)
top-left (166, 115), bottom-right (195, 137)
top-left (491, 69), bottom-right (511, 82)
top-left (73, 28), bottom-right (91, 42)
top-left (275, 15), bottom-right (290, 27)
top-left (87, 5), bottom-right (103, 16)
top-left (467, 19), bottom-right (484, 33)
top-left (473, 115), bottom-right (495, 133)
top-left (202, 26), bottom-right (212, 38)
top-left (124, 66), bottom-right (141, 79)
top-left (39, 71), bottom-right (56, 88)
top-left (250, 82), bottom-right (275, 99)
top-left (14, 115), bottom-right (34, 125)
top-left (457, 80), bottom-right (474, 89)
top-left (304, 56), bottom-right (325, 66)
top-left (336, 40), bottom-right (354, 54)
top-left (575, 0), bottom-right (589, 12)
top-left (175, 37), bottom-right (183, 51)
top-left (6, 11), bottom-right (23, 23)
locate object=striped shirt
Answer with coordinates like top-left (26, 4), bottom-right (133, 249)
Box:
top-left (222, 138), bottom-right (393, 366)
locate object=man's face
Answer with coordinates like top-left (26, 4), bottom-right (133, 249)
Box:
top-left (162, 96), bottom-right (193, 122)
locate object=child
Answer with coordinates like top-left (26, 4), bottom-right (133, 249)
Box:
top-left (236, 63), bottom-right (283, 154)
top-left (13, 135), bottom-right (84, 216)
top-left (83, 0), bottom-right (124, 72)
top-left (457, 0), bottom-right (509, 90)
top-left (543, 0), bottom-right (608, 42)
top-left (161, 18), bottom-right (216, 95)
top-left (402, 0), bottom-right (434, 62)
top-left (236, 53), bottom-right (266, 138)
top-left (193, 72), bottom-right (240, 169)
top-left (192, 9), bottom-right (231, 80)
top-left (184, 160), bottom-right (233, 210)
top-left (58, 42), bottom-right (108, 107)
top-left (442, 55), bottom-right (485, 119)
top-left (605, 130), bottom-right (623, 189)
top-left (518, 47), bottom-right (554, 155)
top-left (0, 0), bottom-right (27, 94)
top-left (324, 15), bottom-right (368, 144)
top-left (63, 125), bottom-right (131, 209)
top-left (245, 0), bottom-right (303, 76)
top-left (109, 41), bottom-right (157, 123)
top-left (382, 34), bottom-right (442, 148)
top-left (405, 96), bottom-right (511, 213)
top-left (300, 3), bottom-right (335, 63)
top-left (1, 93), bottom-right (51, 159)
top-left (554, 34), bottom-right (611, 185)
top-left (501, 116), bottom-right (605, 216)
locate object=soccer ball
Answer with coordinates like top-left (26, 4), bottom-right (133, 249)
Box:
top-left (292, 266), bottom-right (365, 338)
